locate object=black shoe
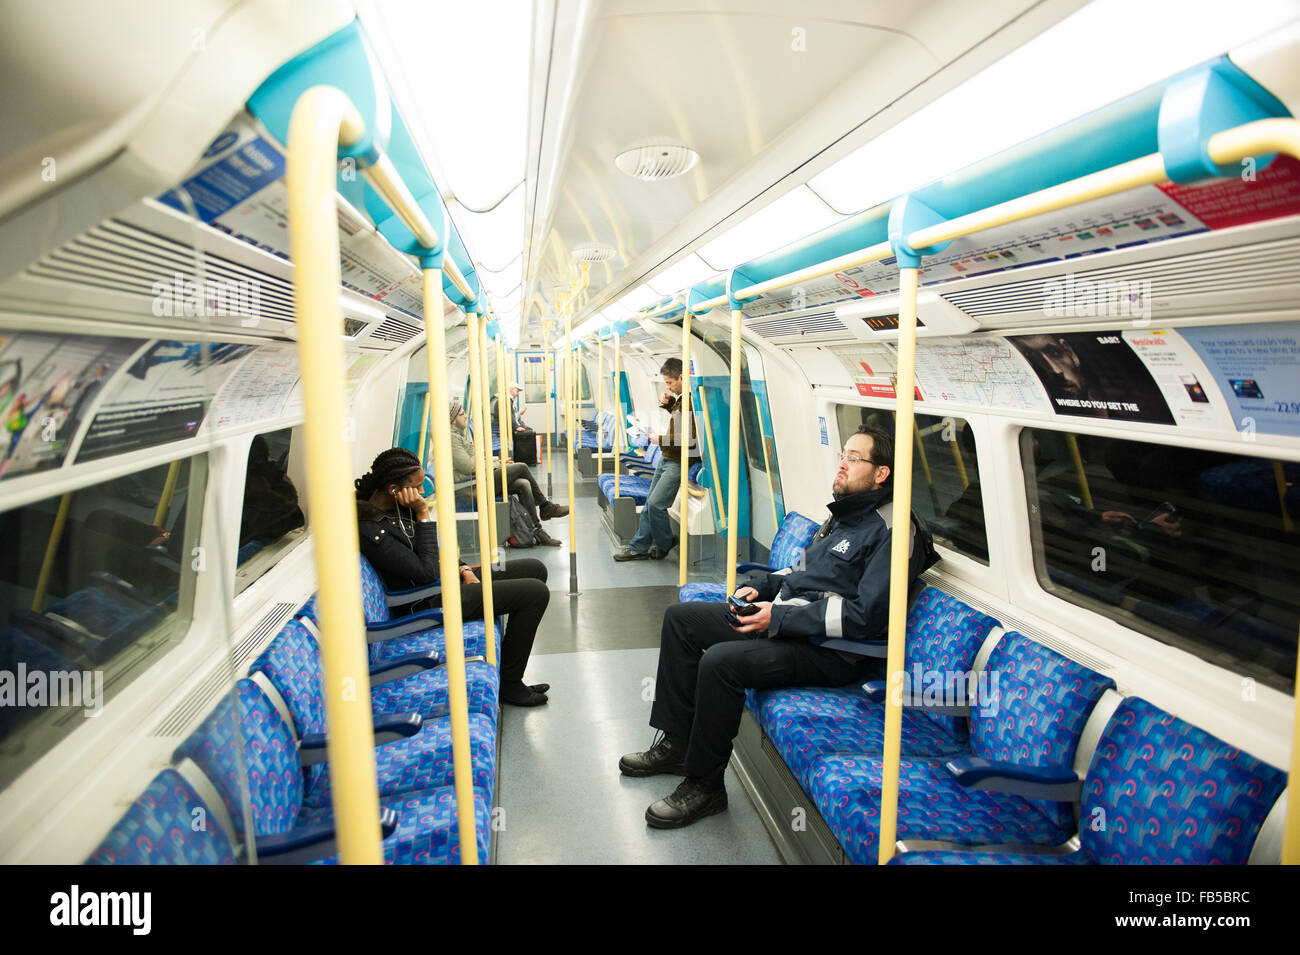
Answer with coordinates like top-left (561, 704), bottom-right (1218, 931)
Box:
top-left (501, 682), bottom-right (548, 707)
top-left (539, 502), bottom-right (569, 521)
top-left (528, 683), bottom-right (551, 694)
top-left (645, 774), bottom-right (728, 829)
top-left (618, 731), bottom-right (687, 777)
top-left (649, 538), bottom-right (676, 560)
top-left (613, 547), bottom-right (651, 562)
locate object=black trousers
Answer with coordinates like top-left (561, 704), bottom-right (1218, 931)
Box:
top-left (444, 558), bottom-right (550, 689)
top-left (649, 601), bottom-right (875, 777)
top-left (492, 462), bottom-right (547, 521)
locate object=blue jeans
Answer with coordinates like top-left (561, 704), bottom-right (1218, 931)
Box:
top-left (627, 460), bottom-right (681, 554)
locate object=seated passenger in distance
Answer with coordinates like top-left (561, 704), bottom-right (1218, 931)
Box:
top-left (613, 357), bottom-right (698, 561)
top-left (450, 399), bottom-right (565, 546)
top-left (620, 425), bottom-right (928, 828)
top-left (355, 447), bottom-right (552, 707)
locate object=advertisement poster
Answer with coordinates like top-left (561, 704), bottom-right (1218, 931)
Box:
top-left (914, 336), bottom-right (1052, 412)
top-left (0, 333), bottom-right (144, 480)
top-left (78, 341), bottom-right (254, 460)
top-left (207, 343), bottom-right (301, 432)
top-left (1008, 331), bottom-right (1174, 424)
top-left (1120, 328), bottom-right (1233, 431)
top-left (1179, 321), bottom-right (1300, 439)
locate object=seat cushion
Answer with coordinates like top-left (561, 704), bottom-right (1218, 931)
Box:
top-left (306, 784), bottom-right (492, 865)
top-left (368, 618), bottom-right (501, 664)
top-left (368, 660), bottom-right (501, 726)
top-left (808, 755), bottom-right (1072, 865)
top-left (597, 473), bottom-right (651, 504)
top-left (302, 712), bottom-right (497, 809)
top-left (889, 848), bottom-right (1094, 865)
top-left (758, 686), bottom-right (967, 791)
top-left (679, 583), bottom-right (726, 603)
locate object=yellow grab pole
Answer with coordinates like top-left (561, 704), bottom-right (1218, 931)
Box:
top-left (878, 267), bottom-right (920, 866)
top-left (1065, 434), bottom-right (1094, 510)
top-left (949, 425), bottom-right (969, 489)
top-left (422, 267), bottom-right (478, 864)
top-left (32, 493), bottom-right (72, 612)
top-left (465, 310), bottom-right (497, 666)
top-left (417, 391), bottom-right (431, 466)
top-left (286, 86), bottom-right (381, 864)
top-left (697, 388), bottom-right (726, 530)
top-left (754, 392), bottom-right (780, 537)
top-left (153, 460), bottom-right (181, 528)
top-left (678, 312), bottom-right (692, 587)
top-left (495, 336), bottom-right (509, 505)
top-left (546, 348), bottom-right (554, 499)
top-left (566, 307), bottom-right (578, 595)
top-left (497, 338), bottom-right (512, 466)
top-left (725, 307), bottom-right (742, 597)
top-left (597, 337), bottom-right (605, 475)
top-left (614, 331), bottom-right (622, 499)
top-left (478, 318), bottom-right (500, 562)
top-left (1284, 620), bottom-right (1300, 864)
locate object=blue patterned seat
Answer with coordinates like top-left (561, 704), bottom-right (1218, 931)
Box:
top-left (892, 696), bottom-right (1287, 865)
top-left (808, 630), bottom-right (1114, 863)
top-left (755, 589), bottom-right (1001, 788)
top-left (678, 511), bottom-right (820, 603)
top-left (597, 472), bottom-right (652, 504)
top-left (249, 620), bottom-right (497, 807)
top-left (300, 557), bottom-right (502, 666)
top-left (86, 769), bottom-right (237, 865)
top-left (175, 679), bottom-right (491, 864)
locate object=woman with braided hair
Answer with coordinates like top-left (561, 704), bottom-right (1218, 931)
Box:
top-left (356, 447), bottom-right (552, 706)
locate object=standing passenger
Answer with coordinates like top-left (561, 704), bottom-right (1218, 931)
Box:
top-left (356, 447), bottom-right (552, 706)
top-left (613, 358), bottom-right (697, 561)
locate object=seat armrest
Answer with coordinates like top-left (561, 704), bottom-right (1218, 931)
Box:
top-left (861, 680), bottom-right (886, 703)
top-left (814, 637), bottom-right (888, 658)
top-left (944, 756), bottom-right (1083, 801)
top-left (299, 713), bottom-right (424, 765)
top-left (365, 610), bottom-right (446, 642)
top-left (369, 650), bottom-right (444, 685)
top-left (258, 807), bottom-right (398, 864)
top-left (735, 562), bottom-right (776, 575)
top-left (385, 581), bottom-right (442, 607)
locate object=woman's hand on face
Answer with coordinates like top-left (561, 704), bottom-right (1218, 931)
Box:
top-left (392, 484), bottom-right (430, 519)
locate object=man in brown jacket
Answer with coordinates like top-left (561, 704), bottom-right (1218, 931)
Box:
top-left (614, 358), bottom-right (698, 561)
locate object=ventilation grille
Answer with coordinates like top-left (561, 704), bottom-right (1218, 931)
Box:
top-left (150, 602), bottom-right (296, 738)
top-left (923, 571), bottom-right (1114, 676)
top-left (27, 219), bottom-right (299, 324)
top-left (941, 235), bottom-right (1300, 319)
top-left (369, 315), bottom-right (423, 344)
top-left (748, 310), bottom-right (848, 341)
top-left (614, 143), bottom-right (699, 181)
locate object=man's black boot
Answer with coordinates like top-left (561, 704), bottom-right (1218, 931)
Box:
top-left (618, 731), bottom-right (687, 777)
top-left (644, 768), bottom-right (728, 829)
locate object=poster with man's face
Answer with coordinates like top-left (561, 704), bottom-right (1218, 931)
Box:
top-left (1010, 332), bottom-right (1175, 425)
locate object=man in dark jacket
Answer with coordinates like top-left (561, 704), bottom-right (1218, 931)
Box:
top-left (619, 425), bottom-right (927, 828)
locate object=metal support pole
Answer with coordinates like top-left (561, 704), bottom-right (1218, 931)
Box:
top-left (466, 310), bottom-right (497, 666)
top-left (877, 267), bottom-right (920, 866)
top-left (478, 318), bottom-right (500, 560)
top-left (679, 313), bottom-right (693, 587)
top-left (725, 308), bottom-right (743, 597)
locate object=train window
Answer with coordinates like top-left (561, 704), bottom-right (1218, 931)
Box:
top-left (1021, 428), bottom-right (1298, 692)
top-left (739, 344), bottom-right (785, 545)
top-left (0, 455), bottom-right (206, 786)
top-left (835, 406), bottom-right (988, 564)
top-left (234, 429), bottom-right (306, 594)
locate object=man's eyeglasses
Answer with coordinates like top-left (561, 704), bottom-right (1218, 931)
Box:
top-left (839, 450), bottom-right (873, 466)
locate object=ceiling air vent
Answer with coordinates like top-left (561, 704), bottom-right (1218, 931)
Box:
top-left (615, 142), bottom-right (699, 181)
top-left (368, 316), bottom-right (423, 344)
top-left (572, 244), bottom-right (616, 263)
top-left (748, 310), bottom-right (847, 342)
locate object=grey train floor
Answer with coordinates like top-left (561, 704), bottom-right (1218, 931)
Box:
top-left (492, 455), bottom-right (782, 864)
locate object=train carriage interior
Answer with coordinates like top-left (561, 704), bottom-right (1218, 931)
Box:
top-left (0, 0), bottom-right (1298, 875)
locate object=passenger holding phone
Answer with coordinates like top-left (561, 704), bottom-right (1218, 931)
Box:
top-left (619, 425), bottom-right (931, 829)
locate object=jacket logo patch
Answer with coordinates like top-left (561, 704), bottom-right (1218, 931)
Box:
top-left (831, 539), bottom-right (851, 554)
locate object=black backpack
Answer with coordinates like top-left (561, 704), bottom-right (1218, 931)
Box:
top-left (507, 492), bottom-right (541, 548)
